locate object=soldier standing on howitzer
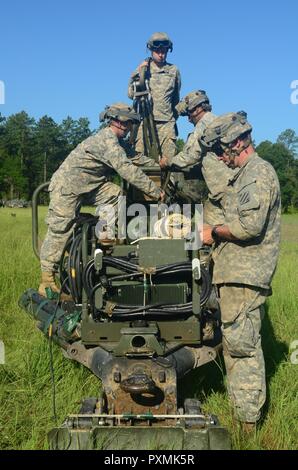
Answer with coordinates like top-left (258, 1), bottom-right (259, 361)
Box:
top-left (159, 90), bottom-right (233, 221)
top-left (39, 103), bottom-right (164, 297)
top-left (128, 32), bottom-right (181, 161)
top-left (200, 112), bottom-right (281, 433)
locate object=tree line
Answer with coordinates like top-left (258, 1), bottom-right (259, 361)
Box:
top-left (0, 111), bottom-right (298, 211)
top-left (0, 111), bottom-right (92, 201)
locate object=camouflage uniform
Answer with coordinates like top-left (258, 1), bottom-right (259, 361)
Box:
top-left (128, 60), bottom-right (181, 159)
top-left (212, 152), bottom-right (281, 423)
top-left (170, 111), bottom-right (233, 210)
top-left (201, 152), bottom-right (235, 225)
top-left (172, 112), bottom-right (216, 169)
top-left (40, 126), bottom-right (161, 272)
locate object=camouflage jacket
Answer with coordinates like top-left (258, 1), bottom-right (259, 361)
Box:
top-left (202, 152), bottom-right (235, 203)
top-left (128, 61), bottom-right (181, 122)
top-left (171, 112), bottom-right (233, 201)
top-left (172, 112), bottom-right (217, 168)
top-left (212, 152), bottom-right (281, 289)
top-left (49, 127), bottom-right (161, 199)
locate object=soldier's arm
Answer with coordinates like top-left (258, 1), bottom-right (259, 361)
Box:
top-left (128, 76), bottom-right (135, 100)
top-left (128, 62), bottom-right (147, 99)
top-left (171, 132), bottom-right (201, 168)
top-left (172, 68), bottom-right (181, 109)
top-left (202, 153), bottom-right (233, 202)
top-left (130, 154), bottom-right (160, 168)
top-left (128, 68), bottom-right (139, 100)
top-left (103, 142), bottom-right (161, 200)
top-left (120, 140), bottom-right (159, 167)
top-left (217, 170), bottom-right (274, 242)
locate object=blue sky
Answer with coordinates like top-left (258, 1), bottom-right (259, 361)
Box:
top-left (1, 0), bottom-right (297, 144)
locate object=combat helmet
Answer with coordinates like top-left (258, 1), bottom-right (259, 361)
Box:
top-left (200, 111), bottom-right (252, 153)
top-left (99, 103), bottom-right (140, 123)
top-left (147, 32), bottom-right (173, 52)
top-left (176, 90), bottom-right (211, 116)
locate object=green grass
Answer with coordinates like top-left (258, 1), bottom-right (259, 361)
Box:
top-left (0, 207), bottom-right (297, 449)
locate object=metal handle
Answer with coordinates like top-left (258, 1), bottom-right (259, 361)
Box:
top-left (32, 181), bottom-right (50, 259)
top-left (120, 374), bottom-right (156, 395)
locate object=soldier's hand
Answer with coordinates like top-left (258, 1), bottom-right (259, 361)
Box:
top-left (159, 190), bottom-right (166, 202)
top-left (159, 157), bottom-right (169, 169)
top-left (138, 60), bottom-right (149, 72)
top-left (202, 224), bottom-right (214, 245)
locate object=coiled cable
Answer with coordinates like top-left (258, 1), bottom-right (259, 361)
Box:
top-left (61, 231), bottom-right (212, 319)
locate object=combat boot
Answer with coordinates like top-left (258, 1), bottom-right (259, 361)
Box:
top-left (241, 422), bottom-right (256, 434)
top-left (38, 271), bottom-right (60, 297)
top-left (39, 272), bottom-right (73, 301)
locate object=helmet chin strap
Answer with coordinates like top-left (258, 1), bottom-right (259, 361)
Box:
top-left (221, 138), bottom-right (250, 159)
top-left (190, 107), bottom-right (205, 124)
top-left (111, 119), bottom-right (128, 131)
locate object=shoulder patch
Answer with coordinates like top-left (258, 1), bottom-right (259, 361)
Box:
top-left (239, 190), bottom-right (250, 205)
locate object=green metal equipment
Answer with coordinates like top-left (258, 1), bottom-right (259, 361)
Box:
top-left (19, 174), bottom-right (231, 450)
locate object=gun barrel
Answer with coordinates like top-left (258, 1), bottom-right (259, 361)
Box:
top-left (19, 289), bottom-right (74, 348)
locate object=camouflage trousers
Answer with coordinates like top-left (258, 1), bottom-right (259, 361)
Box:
top-left (40, 182), bottom-right (121, 272)
top-left (135, 121), bottom-right (177, 160)
top-left (217, 284), bottom-right (267, 423)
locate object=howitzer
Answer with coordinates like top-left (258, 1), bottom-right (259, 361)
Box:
top-left (19, 177), bottom-right (231, 450)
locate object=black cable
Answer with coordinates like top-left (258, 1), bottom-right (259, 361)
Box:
top-left (68, 233), bottom-right (82, 303)
top-left (60, 229), bottom-right (212, 320)
top-left (111, 311), bottom-right (191, 320)
top-left (59, 237), bottom-right (73, 295)
top-left (83, 256), bottom-right (211, 318)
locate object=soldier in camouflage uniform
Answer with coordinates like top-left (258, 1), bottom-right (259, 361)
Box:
top-left (128, 32), bottom-right (181, 161)
top-left (160, 90), bottom-right (233, 222)
top-left (39, 103), bottom-right (163, 296)
top-left (200, 112), bottom-right (281, 432)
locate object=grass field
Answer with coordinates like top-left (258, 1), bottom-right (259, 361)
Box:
top-left (0, 207), bottom-right (297, 450)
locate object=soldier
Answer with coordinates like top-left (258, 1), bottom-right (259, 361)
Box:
top-left (200, 112), bottom-right (281, 432)
top-left (128, 32), bottom-right (181, 161)
top-left (160, 90), bottom-right (233, 221)
top-left (160, 90), bottom-right (215, 170)
top-left (39, 103), bottom-right (164, 296)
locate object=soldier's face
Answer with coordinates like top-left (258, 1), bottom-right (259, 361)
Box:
top-left (152, 47), bottom-right (168, 64)
top-left (121, 121), bottom-right (133, 136)
top-left (219, 139), bottom-right (240, 167)
top-left (112, 119), bottom-right (132, 137)
top-left (188, 106), bottom-right (203, 125)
